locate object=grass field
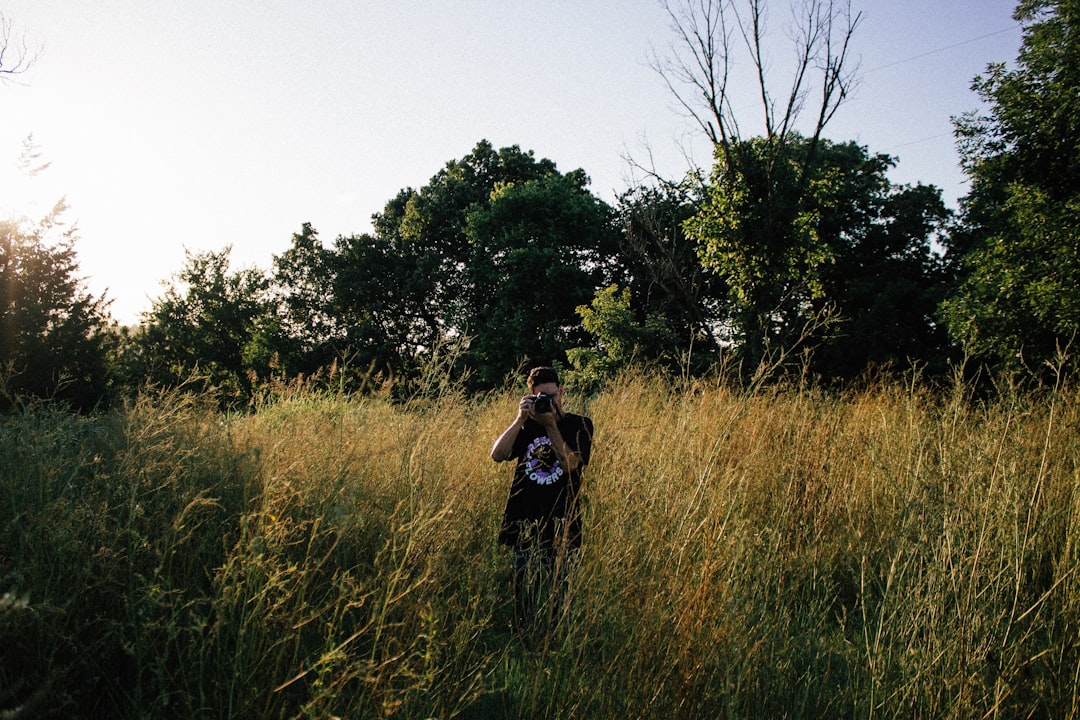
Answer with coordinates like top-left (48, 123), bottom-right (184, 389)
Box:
top-left (2, 371), bottom-right (1079, 718)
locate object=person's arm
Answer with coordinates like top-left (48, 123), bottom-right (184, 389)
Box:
top-left (538, 414), bottom-right (583, 473)
top-left (490, 398), bottom-right (531, 462)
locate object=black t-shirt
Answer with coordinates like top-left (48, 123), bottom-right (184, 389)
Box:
top-left (498, 412), bottom-right (593, 547)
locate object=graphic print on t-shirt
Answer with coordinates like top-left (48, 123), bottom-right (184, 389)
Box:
top-left (524, 435), bottom-right (563, 486)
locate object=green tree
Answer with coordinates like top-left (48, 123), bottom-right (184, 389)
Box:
top-left (690, 136), bottom-right (832, 370)
top-left (568, 284), bottom-right (680, 390)
top-left (464, 171), bottom-right (619, 386)
top-left (330, 224), bottom-right (434, 385)
top-left (140, 246), bottom-right (271, 404)
top-left (266, 218), bottom-right (432, 390)
top-left (654, 0), bottom-right (862, 375)
top-left (0, 206), bottom-right (113, 410)
top-left (690, 136), bottom-right (954, 380)
top-left (269, 222), bottom-right (341, 376)
top-left (611, 182), bottom-right (728, 368)
top-left (815, 181), bottom-right (954, 380)
top-left (254, 144), bottom-right (592, 393)
top-left (394, 140), bottom-right (560, 346)
top-left (343, 140), bottom-right (616, 389)
top-left (942, 0), bottom-right (1080, 376)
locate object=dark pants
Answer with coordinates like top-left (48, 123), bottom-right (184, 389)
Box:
top-left (510, 519), bottom-right (578, 631)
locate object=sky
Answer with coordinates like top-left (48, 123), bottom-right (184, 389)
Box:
top-left (1, 1), bottom-right (1024, 325)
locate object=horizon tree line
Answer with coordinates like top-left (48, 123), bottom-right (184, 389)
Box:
top-left (2, 0), bottom-right (1077, 410)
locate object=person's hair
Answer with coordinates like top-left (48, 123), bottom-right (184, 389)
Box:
top-left (527, 366), bottom-right (560, 389)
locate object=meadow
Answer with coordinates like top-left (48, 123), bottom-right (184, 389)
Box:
top-left (1, 370), bottom-right (1079, 718)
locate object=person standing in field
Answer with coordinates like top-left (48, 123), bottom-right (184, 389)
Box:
top-left (490, 366), bottom-right (593, 631)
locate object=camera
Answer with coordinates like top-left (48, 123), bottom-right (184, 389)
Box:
top-left (532, 392), bottom-right (553, 414)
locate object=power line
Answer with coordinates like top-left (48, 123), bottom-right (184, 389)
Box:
top-left (863, 26), bottom-right (1021, 74)
top-left (883, 131), bottom-right (955, 152)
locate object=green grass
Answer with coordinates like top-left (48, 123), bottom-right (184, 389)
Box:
top-left (2, 372), bottom-right (1079, 718)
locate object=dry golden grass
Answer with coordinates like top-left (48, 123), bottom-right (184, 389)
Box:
top-left (1, 372), bottom-right (1079, 718)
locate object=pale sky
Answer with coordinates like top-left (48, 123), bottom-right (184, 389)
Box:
top-left (1, 1), bottom-right (1023, 325)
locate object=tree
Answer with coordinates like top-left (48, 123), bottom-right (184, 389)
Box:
top-left (0, 26), bottom-right (110, 410)
top-left (568, 284), bottom-right (680, 390)
top-left (0, 206), bottom-right (113, 410)
top-left (814, 179), bottom-right (954, 380)
top-left (942, 0), bottom-right (1080, 377)
top-left (611, 182), bottom-right (728, 367)
top-left (139, 247), bottom-right (272, 404)
top-left (652, 0), bottom-right (860, 150)
top-left (338, 140), bottom-right (617, 389)
top-left (690, 136), bottom-right (954, 380)
top-left (269, 223), bottom-right (341, 376)
top-left (393, 140), bottom-right (562, 345)
top-left (654, 0), bottom-right (862, 374)
top-left (251, 143), bottom-right (606, 393)
top-left (464, 171), bottom-right (619, 386)
top-left (329, 223), bottom-right (436, 385)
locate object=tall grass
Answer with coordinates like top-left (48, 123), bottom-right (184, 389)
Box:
top-left (1, 372), bottom-right (1078, 718)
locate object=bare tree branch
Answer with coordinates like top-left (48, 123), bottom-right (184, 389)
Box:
top-left (732, 0), bottom-right (777, 139)
top-left (0, 12), bottom-right (42, 83)
top-left (651, 0), bottom-right (861, 153)
top-left (775, 0), bottom-right (816, 140)
top-left (620, 127), bottom-right (709, 199)
top-left (650, 0), bottom-right (736, 150)
top-left (810, 0), bottom-right (862, 147)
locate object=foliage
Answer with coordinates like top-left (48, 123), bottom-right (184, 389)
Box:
top-left (690, 135), bottom-right (837, 363)
top-left (944, 188), bottom-right (1080, 373)
top-left (463, 171), bottom-right (619, 387)
top-left (688, 135), bottom-right (953, 380)
top-left (268, 222), bottom-right (341, 376)
top-left (610, 182), bottom-right (728, 366)
top-left (943, 0), bottom-right (1080, 376)
top-left (64, 141), bottom-right (620, 402)
top-left (328, 140), bottom-right (619, 390)
top-left (567, 284), bottom-right (679, 391)
top-left (139, 246), bottom-right (273, 405)
top-left (330, 224), bottom-right (434, 384)
top-left (0, 206), bottom-right (113, 411)
top-left (394, 140), bottom-right (561, 345)
top-left (815, 179), bottom-right (956, 380)
top-left (3, 375), bottom-right (1080, 717)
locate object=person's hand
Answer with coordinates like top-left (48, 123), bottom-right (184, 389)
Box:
top-left (537, 412), bottom-right (558, 431)
top-left (531, 399), bottom-right (559, 428)
top-left (516, 395), bottom-right (535, 423)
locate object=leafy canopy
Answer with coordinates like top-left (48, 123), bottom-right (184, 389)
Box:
top-left (943, 0), bottom-right (1080, 375)
top-left (0, 206), bottom-right (112, 410)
